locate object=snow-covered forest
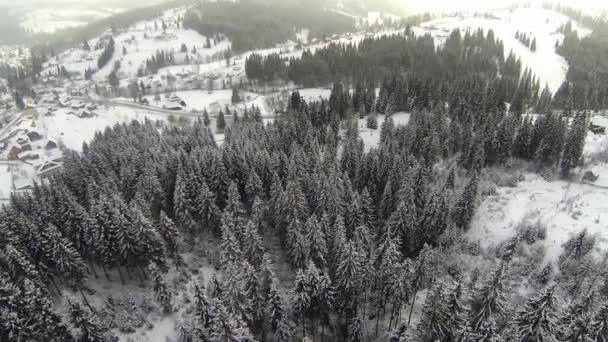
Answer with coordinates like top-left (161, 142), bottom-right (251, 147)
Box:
top-left (1, 1), bottom-right (608, 342)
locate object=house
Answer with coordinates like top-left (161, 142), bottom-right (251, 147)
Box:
top-left (163, 101), bottom-right (183, 110)
top-left (590, 115), bottom-right (608, 134)
top-left (77, 110), bottom-right (96, 118)
top-left (15, 135), bottom-right (31, 150)
top-left (7, 144), bottom-right (23, 160)
top-left (18, 150), bottom-right (40, 162)
top-left (45, 140), bottom-right (58, 150)
top-left (87, 104), bottom-right (98, 110)
top-left (71, 101), bottom-right (86, 109)
top-left (169, 95), bottom-right (187, 107)
top-left (26, 131), bottom-right (43, 142)
top-left (13, 177), bottom-right (34, 191)
top-left (35, 159), bottom-right (62, 178)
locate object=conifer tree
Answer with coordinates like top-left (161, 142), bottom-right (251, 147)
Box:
top-left (148, 262), bottom-right (172, 313)
top-left (561, 112), bottom-right (588, 177)
top-left (515, 285), bottom-right (559, 342)
top-left (452, 173), bottom-right (479, 231)
top-left (203, 109), bottom-right (210, 126)
top-left (157, 210), bottom-right (180, 264)
top-left (470, 262), bottom-right (509, 333)
top-left (305, 215), bottom-right (327, 268)
top-left (366, 113), bottom-right (378, 129)
top-left (416, 283), bottom-right (450, 342)
top-left (66, 296), bottom-right (110, 342)
top-left (242, 220), bottom-right (265, 267)
top-left (589, 302), bottom-right (608, 341)
top-left (217, 110), bottom-right (226, 131)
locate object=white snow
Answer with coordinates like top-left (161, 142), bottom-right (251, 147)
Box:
top-left (413, 8), bottom-right (591, 93)
top-left (469, 171), bottom-right (608, 262)
top-left (0, 164), bottom-right (13, 201)
top-left (42, 105), bottom-right (167, 151)
top-left (469, 132), bottom-right (608, 262)
top-left (357, 112), bottom-right (411, 150)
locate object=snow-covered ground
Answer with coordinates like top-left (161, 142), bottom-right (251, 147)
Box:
top-left (42, 7), bottom-right (230, 83)
top-left (413, 8), bottom-right (591, 93)
top-left (469, 132), bottom-right (608, 262)
top-left (357, 112), bottom-right (411, 150)
top-left (42, 105), bottom-right (167, 151)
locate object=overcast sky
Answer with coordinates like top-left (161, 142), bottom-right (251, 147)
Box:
top-left (0, 0), bottom-right (607, 14)
top-left (402, 0), bottom-right (608, 13)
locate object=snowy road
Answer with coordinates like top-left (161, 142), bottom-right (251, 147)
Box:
top-left (74, 96), bottom-right (279, 119)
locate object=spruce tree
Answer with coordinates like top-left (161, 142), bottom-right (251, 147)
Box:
top-left (148, 262), bottom-right (172, 313)
top-left (515, 285), bottom-right (559, 342)
top-left (416, 283), bottom-right (450, 342)
top-left (217, 110), bottom-right (226, 131)
top-left (452, 173), bottom-right (479, 231)
top-left (66, 296), bottom-right (110, 342)
top-left (589, 302), bottom-right (608, 341)
top-left (561, 111), bottom-right (587, 178)
top-left (470, 262), bottom-right (509, 333)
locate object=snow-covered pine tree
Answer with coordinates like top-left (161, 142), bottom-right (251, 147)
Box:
top-left (223, 262), bottom-right (253, 325)
top-left (305, 215), bottom-right (327, 268)
top-left (415, 283), bottom-right (450, 342)
top-left (148, 262), bottom-right (172, 313)
top-left (220, 214), bottom-right (243, 266)
top-left (217, 109), bottom-right (226, 131)
top-left (203, 109), bottom-right (210, 126)
top-left (470, 262), bottom-right (509, 333)
top-left (242, 220), bottom-right (265, 267)
top-left (515, 285), bottom-right (559, 341)
top-left (561, 111), bottom-right (588, 178)
top-left (589, 302), bottom-right (608, 341)
top-left (157, 210), bottom-right (180, 265)
top-left (335, 240), bottom-right (365, 325)
top-left (557, 290), bottom-right (595, 340)
top-left (348, 317), bottom-right (365, 342)
top-left (66, 296), bottom-right (111, 342)
top-left (366, 112), bottom-right (378, 129)
top-left (452, 173), bottom-right (479, 231)
top-left (195, 180), bottom-right (221, 236)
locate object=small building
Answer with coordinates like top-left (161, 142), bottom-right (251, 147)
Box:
top-left (77, 110), bottom-right (96, 118)
top-left (27, 131), bottom-right (43, 142)
top-left (45, 140), bottom-right (58, 150)
top-left (71, 101), bottom-right (86, 109)
top-left (13, 177), bottom-right (34, 191)
top-left (35, 159), bottom-right (63, 178)
top-left (7, 144), bottom-right (23, 160)
top-left (590, 115), bottom-right (608, 134)
top-left (163, 101), bottom-right (183, 110)
top-left (18, 150), bottom-right (40, 162)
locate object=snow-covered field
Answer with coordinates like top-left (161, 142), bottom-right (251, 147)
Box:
top-left (43, 105), bottom-right (167, 151)
top-left (414, 8), bottom-right (591, 93)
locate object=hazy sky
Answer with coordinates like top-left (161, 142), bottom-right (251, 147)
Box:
top-left (402, 0), bottom-right (608, 13)
top-left (0, 0), bottom-right (607, 14)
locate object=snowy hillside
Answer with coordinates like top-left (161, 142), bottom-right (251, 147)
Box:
top-left (468, 130), bottom-right (608, 263)
top-left (42, 7), bottom-right (230, 83)
top-left (414, 8), bottom-right (591, 93)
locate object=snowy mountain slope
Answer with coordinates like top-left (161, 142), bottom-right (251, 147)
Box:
top-left (42, 7), bottom-right (229, 82)
top-left (413, 8), bottom-right (591, 93)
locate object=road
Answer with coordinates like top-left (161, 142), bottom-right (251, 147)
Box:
top-left (74, 96), bottom-right (279, 119)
